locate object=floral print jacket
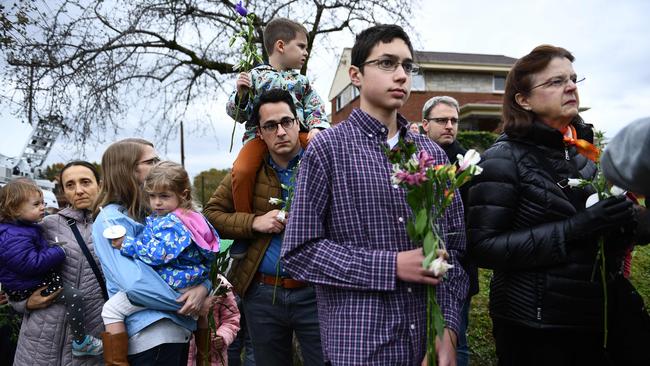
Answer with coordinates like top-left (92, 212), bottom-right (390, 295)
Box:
top-left (121, 213), bottom-right (217, 290)
top-left (226, 64), bottom-right (330, 143)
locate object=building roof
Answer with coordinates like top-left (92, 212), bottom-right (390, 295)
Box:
top-left (328, 48), bottom-right (518, 100)
top-left (414, 51), bottom-right (517, 66)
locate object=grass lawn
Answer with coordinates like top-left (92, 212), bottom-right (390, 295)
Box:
top-left (468, 244), bottom-right (650, 366)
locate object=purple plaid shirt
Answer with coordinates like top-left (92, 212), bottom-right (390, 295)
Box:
top-left (282, 108), bottom-right (468, 365)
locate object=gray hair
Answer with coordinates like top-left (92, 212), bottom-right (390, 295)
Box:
top-left (422, 96), bottom-right (460, 119)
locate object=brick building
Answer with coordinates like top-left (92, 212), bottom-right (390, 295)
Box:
top-left (328, 48), bottom-right (518, 132)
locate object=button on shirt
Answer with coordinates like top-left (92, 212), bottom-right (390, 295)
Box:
top-left (282, 109), bottom-right (469, 365)
top-left (258, 150), bottom-right (303, 276)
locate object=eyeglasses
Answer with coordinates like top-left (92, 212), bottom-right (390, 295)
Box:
top-left (360, 57), bottom-right (420, 75)
top-left (138, 157), bottom-right (160, 166)
top-left (530, 75), bottom-right (585, 91)
top-left (260, 117), bottom-right (296, 134)
top-left (424, 117), bottom-right (459, 126)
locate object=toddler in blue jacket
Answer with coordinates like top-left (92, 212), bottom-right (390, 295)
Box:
top-left (0, 180), bottom-right (103, 356)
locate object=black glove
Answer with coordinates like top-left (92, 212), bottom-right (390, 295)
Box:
top-left (567, 196), bottom-right (634, 240)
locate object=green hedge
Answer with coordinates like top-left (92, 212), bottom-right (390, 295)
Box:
top-left (457, 131), bottom-right (499, 153)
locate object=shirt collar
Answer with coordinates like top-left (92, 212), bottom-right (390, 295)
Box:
top-left (349, 108), bottom-right (410, 141)
top-left (268, 148), bottom-right (304, 172)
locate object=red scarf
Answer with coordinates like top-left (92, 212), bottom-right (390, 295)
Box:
top-left (561, 125), bottom-right (600, 162)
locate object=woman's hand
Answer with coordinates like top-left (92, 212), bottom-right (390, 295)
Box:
top-left (26, 286), bottom-right (62, 310)
top-left (198, 295), bottom-right (219, 317)
top-left (176, 285), bottom-right (208, 317)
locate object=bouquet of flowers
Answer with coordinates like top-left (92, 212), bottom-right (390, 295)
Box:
top-left (385, 139), bottom-right (482, 366)
top-left (228, 1), bottom-right (263, 151)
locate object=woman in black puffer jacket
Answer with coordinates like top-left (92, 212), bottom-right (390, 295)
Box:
top-left (466, 45), bottom-right (649, 366)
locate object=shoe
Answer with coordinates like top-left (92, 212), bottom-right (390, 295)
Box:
top-left (72, 334), bottom-right (103, 356)
top-left (229, 240), bottom-right (249, 259)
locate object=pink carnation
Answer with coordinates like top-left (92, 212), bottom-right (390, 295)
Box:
top-left (395, 170), bottom-right (428, 186)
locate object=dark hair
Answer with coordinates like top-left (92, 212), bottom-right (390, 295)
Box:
top-left (59, 161), bottom-right (101, 185)
top-left (351, 24), bottom-right (414, 71)
top-left (502, 44), bottom-right (575, 137)
top-left (250, 89), bottom-right (298, 127)
top-left (264, 18), bottom-right (308, 55)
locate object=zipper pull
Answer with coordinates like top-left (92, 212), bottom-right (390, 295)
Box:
top-left (537, 307), bottom-right (542, 320)
top-left (564, 147), bottom-right (569, 160)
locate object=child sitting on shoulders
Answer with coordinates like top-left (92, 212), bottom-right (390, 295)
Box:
top-left (226, 18), bottom-right (329, 238)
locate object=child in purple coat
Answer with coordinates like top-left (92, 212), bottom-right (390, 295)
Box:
top-left (0, 180), bottom-right (103, 357)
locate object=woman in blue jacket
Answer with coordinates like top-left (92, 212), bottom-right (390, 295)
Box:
top-left (92, 138), bottom-right (211, 365)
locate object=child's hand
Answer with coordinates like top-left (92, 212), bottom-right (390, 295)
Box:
top-left (212, 335), bottom-right (225, 351)
top-left (307, 128), bottom-right (320, 141)
top-left (26, 286), bottom-right (62, 310)
top-left (236, 72), bottom-right (251, 98)
top-left (111, 236), bottom-right (125, 249)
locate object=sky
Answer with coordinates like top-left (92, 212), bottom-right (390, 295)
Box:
top-left (2, 0), bottom-right (650, 180)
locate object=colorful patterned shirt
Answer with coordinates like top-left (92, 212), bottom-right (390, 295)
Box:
top-left (282, 109), bottom-right (469, 365)
top-left (226, 64), bottom-right (330, 143)
top-left (121, 212), bottom-right (217, 290)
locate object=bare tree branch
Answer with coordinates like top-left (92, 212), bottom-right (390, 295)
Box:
top-left (2, 0), bottom-right (417, 146)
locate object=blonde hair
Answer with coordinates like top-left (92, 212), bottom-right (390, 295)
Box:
top-left (143, 161), bottom-right (194, 211)
top-left (0, 180), bottom-right (43, 222)
top-left (93, 138), bottom-right (154, 221)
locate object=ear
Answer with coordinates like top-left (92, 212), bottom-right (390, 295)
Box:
top-left (275, 39), bottom-right (286, 54)
top-left (515, 92), bottom-right (532, 111)
top-left (421, 119), bottom-right (429, 132)
top-left (181, 189), bottom-right (190, 200)
top-left (349, 66), bottom-right (362, 89)
top-left (256, 127), bottom-right (264, 141)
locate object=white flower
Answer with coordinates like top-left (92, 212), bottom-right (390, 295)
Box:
top-left (470, 165), bottom-right (483, 176)
top-left (567, 178), bottom-right (584, 188)
top-left (429, 256), bottom-right (454, 277)
top-left (406, 155), bottom-right (419, 171)
top-left (585, 193), bottom-right (600, 208)
top-left (269, 197), bottom-right (283, 205)
top-left (610, 185), bottom-right (626, 196)
top-left (457, 149), bottom-right (481, 172)
top-left (276, 210), bottom-right (286, 223)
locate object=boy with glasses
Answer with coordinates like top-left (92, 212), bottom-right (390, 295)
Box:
top-left (282, 24), bottom-right (468, 366)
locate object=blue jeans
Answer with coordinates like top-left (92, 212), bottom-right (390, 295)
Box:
top-left (456, 299), bottom-right (471, 366)
top-left (243, 281), bottom-right (324, 366)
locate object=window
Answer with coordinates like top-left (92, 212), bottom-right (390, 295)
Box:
top-left (412, 73), bottom-right (425, 91)
top-left (493, 75), bottom-right (506, 92)
top-left (335, 85), bottom-right (360, 112)
top-left (336, 95), bottom-right (344, 112)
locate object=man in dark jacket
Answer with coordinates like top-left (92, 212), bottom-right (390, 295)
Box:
top-left (422, 95), bottom-right (476, 366)
top-left (204, 89), bottom-right (323, 366)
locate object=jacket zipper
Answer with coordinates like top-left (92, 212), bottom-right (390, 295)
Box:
top-left (564, 146), bottom-right (569, 160)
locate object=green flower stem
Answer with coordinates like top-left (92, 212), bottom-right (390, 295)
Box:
top-left (599, 236), bottom-right (608, 347)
